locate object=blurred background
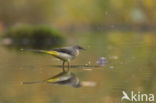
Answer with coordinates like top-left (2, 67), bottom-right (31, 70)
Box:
top-left (0, 0), bottom-right (156, 103)
top-left (0, 0), bottom-right (156, 31)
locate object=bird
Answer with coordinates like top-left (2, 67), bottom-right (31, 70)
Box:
top-left (22, 71), bottom-right (78, 87)
top-left (24, 45), bottom-right (85, 72)
top-left (45, 71), bottom-right (81, 88)
top-left (22, 71), bottom-right (96, 88)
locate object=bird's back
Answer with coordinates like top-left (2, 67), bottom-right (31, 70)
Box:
top-left (53, 46), bottom-right (77, 56)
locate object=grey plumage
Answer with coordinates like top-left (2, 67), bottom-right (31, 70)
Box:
top-left (54, 45), bottom-right (85, 56)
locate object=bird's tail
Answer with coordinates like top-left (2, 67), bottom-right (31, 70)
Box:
top-left (22, 81), bottom-right (43, 84)
top-left (21, 49), bottom-right (59, 56)
top-left (22, 78), bottom-right (60, 85)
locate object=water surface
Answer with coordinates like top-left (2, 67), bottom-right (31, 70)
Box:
top-left (0, 31), bottom-right (156, 103)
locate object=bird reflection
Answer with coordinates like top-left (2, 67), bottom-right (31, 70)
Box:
top-left (22, 71), bottom-right (96, 88)
top-left (46, 65), bottom-right (99, 69)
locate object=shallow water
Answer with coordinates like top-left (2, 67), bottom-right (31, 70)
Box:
top-left (0, 31), bottom-right (156, 103)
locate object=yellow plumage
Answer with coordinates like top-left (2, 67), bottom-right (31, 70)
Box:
top-left (46, 78), bottom-right (59, 82)
top-left (43, 50), bottom-right (59, 56)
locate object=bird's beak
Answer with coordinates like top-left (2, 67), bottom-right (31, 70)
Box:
top-left (81, 48), bottom-right (86, 50)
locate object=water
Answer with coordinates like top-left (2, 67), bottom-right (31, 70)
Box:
top-left (0, 31), bottom-right (156, 103)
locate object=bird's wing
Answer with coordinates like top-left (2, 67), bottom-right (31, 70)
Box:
top-left (53, 48), bottom-right (74, 55)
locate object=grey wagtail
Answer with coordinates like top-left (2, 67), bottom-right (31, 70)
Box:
top-left (25, 45), bottom-right (85, 72)
top-left (22, 71), bottom-right (96, 88)
top-left (22, 71), bottom-right (80, 88)
top-left (22, 71), bottom-right (75, 85)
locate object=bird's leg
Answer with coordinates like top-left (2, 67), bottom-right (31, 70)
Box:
top-left (62, 61), bottom-right (65, 72)
top-left (67, 62), bottom-right (70, 71)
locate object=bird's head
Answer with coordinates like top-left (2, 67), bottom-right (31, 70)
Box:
top-left (73, 45), bottom-right (85, 50)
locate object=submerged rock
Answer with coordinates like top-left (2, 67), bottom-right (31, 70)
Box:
top-left (96, 57), bottom-right (107, 66)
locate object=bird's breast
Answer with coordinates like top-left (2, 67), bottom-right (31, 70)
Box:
top-left (75, 50), bottom-right (79, 56)
top-left (58, 53), bottom-right (73, 61)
